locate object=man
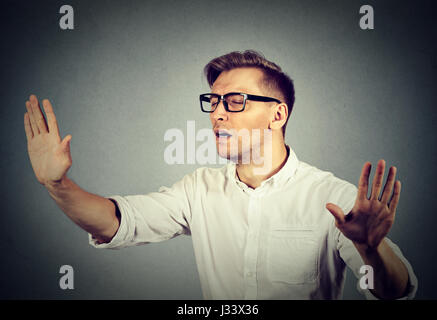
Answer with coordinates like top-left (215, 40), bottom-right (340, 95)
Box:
top-left (24, 50), bottom-right (417, 299)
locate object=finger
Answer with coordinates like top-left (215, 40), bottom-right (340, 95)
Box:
top-left (326, 203), bottom-right (345, 225)
top-left (61, 134), bottom-right (72, 153)
top-left (24, 112), bottom-right (33, 140)
top-left (30, 94), bottom-right (48, 134)
top-left (380, 166), bottom-right (397, 203)
top-left (42, 99), bottom-right (60, 137)
top-left (388, 180), bottom-right (401, 213)
top-left (370, 159), bottom-right (385, 200)
top-left (25, 100), bottom-right (39, 135)
top-left (357, 162), bottom-right (371, 200)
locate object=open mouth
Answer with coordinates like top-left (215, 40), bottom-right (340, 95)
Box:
top-left (215, 130), bottom-right (233, 139)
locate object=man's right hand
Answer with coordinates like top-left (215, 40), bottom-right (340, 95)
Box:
top-left (24, 94), bottom-right (72, 187)
top-left (24, 94), bottom-right (119, 242)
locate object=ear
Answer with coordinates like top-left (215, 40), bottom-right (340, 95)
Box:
top-left (269, 103), bottom-right (288, 131)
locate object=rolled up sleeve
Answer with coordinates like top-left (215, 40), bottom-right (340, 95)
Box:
top-left (331, 181), bottom-right (418, 300)
top-left (89, 172), bottom-right (195, 250)
top-left (338, 234), bottom-right (418, 300)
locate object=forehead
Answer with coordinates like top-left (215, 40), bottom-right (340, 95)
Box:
top-left (211, 67), bottom-right (265, 94)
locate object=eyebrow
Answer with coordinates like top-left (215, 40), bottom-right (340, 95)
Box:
top-left (211, 88), bottom-right (259, 95)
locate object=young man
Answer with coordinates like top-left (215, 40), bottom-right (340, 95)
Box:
top-left (24, 50), bottom-right (417, 299)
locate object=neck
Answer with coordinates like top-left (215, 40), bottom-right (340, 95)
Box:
top-left (236, 137), bottom-right (288, 189)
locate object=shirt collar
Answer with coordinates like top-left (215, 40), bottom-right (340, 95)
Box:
top-left (227, 144), bottom-right (299, 192)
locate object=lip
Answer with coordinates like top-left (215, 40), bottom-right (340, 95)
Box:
top-left (215, 134), bottom-right (231, 142)
top-left (214, 128), bottom-right (233, 139)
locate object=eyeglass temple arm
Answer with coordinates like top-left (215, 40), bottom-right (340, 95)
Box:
top-left (246, 94), bottom-right (281, 103)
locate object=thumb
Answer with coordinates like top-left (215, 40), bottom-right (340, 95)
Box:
top-left (61, 134), bottom-right (72, 152)
top-left (326, 203), bottom-right (345, 225)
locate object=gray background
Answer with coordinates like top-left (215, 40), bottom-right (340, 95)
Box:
top-left (0, 0), bottom-right (436, 299)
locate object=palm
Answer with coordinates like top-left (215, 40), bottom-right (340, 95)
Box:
top-left (326, 160), bottom-right (401, 249)
top-left (24, 95), bottom-right (72, 186)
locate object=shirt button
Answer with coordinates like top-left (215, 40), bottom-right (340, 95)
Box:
top-left (247, 272), bottom-right (254, 277)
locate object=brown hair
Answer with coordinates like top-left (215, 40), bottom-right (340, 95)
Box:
top-left (203, 50), bottom-right (295, 136)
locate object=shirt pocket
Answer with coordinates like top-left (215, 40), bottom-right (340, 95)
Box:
top-left (267, 227), bottom-right (319, 284)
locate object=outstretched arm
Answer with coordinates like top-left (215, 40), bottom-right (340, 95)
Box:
top-left (24, 94), bottom-right (119, 243)
top-left (326, 160), bottom-right (409, 299)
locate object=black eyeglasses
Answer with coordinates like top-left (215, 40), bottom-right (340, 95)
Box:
top-left (199, 92), bottom-right (281, 113)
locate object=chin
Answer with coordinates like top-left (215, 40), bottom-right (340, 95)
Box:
top-left (216, 141), bottom-right (253, 164)
top-left (216, 143), bottom-right (234, 160)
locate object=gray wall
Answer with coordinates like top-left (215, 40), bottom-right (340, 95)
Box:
top-left (1, 0), bottom-right (435, 299)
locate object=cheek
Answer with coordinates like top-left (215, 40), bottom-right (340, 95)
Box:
top-left (242, 110), bottom-right (271, 130)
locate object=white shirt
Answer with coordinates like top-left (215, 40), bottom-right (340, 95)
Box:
top-left (89, 146), bottom-right (418, 299)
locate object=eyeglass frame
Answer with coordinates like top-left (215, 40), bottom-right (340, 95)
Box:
top-left (199, 92), bottom-right (282, 113)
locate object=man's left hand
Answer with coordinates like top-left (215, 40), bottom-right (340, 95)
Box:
top-left (326, 160), bottom-right (401, 250)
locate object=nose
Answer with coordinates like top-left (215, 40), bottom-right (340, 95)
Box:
top-left (211, 99), bottom-right (228, 122)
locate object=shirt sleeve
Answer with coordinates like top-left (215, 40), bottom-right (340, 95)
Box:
top-left (88, 171), bottom-right (195, 249)
top-left (337, 234), bottom-right (418, 300)
top-left (332, 182), bottom-right (418, 300)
